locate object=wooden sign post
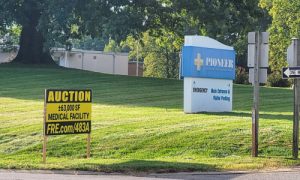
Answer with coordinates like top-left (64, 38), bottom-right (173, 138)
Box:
top-left (43, 89), bottom-right (92, 163)
top-left (284, 38), bottom-right (300, 159)
top-left (247, 32), bottom-right (269, 157)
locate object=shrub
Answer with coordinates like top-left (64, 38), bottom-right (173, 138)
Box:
top-left (267, 71), bottom-right (291, 87)
top-left (235, 66), bottom-right (249, 85)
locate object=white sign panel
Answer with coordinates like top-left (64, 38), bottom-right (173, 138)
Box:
top-left (247, 44), bottom-right (256, 67)
top-left (184, 77), bottom-right (232, 113)
top-left (287, 43), bottom-right (294, 66)
top-left (247, 32), bottom-right (269, 68)
top-left (248, 68), bottom-right (268, 84)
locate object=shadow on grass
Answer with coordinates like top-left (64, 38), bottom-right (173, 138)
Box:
top-left (0, 64), bottom-right (183, 109)
top-left (0, 63), bottom-right (294, 112)
top-left (199, 111), bottom-right (293, 121)
top-left (73, 159), bottom-right (219, 173)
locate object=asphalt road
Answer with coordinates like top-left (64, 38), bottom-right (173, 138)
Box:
top-left (1, 169), bottom-right (300, 180)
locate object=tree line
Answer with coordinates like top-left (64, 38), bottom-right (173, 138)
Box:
top-left (0, 0), bottom-right (299, 84)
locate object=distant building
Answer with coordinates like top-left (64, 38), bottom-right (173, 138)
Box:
top-left (51, 48), bottom-right (143, 76)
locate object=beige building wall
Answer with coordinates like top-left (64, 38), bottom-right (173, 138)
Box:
top-left (83, 53), bottom-right (114, 74)
top-left (115, 54), bottom-right (129, 75)
top-left (0, 49), bottom-right (129, 77)
top-left (68, 53), bottom-right (83, 70)
top-left (54, 49), bottom-right (129, 75)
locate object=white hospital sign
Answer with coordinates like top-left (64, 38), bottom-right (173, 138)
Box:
top-left (181, 36), bottom-right (236, 113)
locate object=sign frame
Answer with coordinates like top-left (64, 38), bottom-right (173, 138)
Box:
top-left (43, 89), bottom-right (92, 163)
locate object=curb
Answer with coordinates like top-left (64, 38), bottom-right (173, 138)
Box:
top-left (1, 167), bottom-right (300, 176)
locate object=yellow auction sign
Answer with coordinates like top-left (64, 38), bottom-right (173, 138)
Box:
top-left (43, 89), bottom-right (92, 163)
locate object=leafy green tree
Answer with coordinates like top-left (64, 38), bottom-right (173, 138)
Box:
top-left (71, 36), bottom-right (107, 51)
top-left (170, 0), bottom-right (270, 67)
top-left (104, 39), bottom-right (122, 53)
top-left (123, 31), bottom-right (181, 79)
top-left (0, 0), bottom-right (167, 64)
top-left (0, 0), bottom-right (271, 77)
top-left (122, 0), bottom-right (269, 78)
top-left (260, 0), bottom-right (300, 72)
top-left (0, 24), bottom-right (21, 52)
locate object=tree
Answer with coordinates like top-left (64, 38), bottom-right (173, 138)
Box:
top-left (145, 30), bottom-right (181, 79)
top-left (0, 1), bottom-right (74, 64)
top-left (123, 30), bottom-right (181, 79)
top-left (0, 24), bottom-right (20, 52)
top-left (260, 0), bottom-right (300, 72)
top-left (71, 36), bottom-right (107, 51)
top-left (104, 39), bottom-right (122, 53)
top-left (0, 0), bottom-right (168, 64)
top-left (121, 0), bottom-right (270, 78)
top-left (169, 0), bottom-right (270, 67)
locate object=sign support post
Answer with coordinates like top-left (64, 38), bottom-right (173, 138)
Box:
top-left (292, 38), bottom-right (300, 159)
top-left (252, 32), bottom-right (260, 157)
top-left (43, 89), bottom-right (47, 163)
top-left (87, 134), bottom-right (91, 158)
top-left (283, 38), bottom-right (300, 159)
top-left (248, 31), bottom-right (269, 157)
top-left (293, 78), bottom-right (299, 159)
top-left (43, 136), bottom-right (47, 163)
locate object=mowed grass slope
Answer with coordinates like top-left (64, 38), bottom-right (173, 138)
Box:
top-left (0, 63), bottom-right (298, 172)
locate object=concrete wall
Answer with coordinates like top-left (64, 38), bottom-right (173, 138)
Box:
top-left (53, 49), bottom-right (128, 75)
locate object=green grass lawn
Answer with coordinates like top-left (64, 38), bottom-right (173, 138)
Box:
top-left (0, 63), bottom-right (299, 172)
